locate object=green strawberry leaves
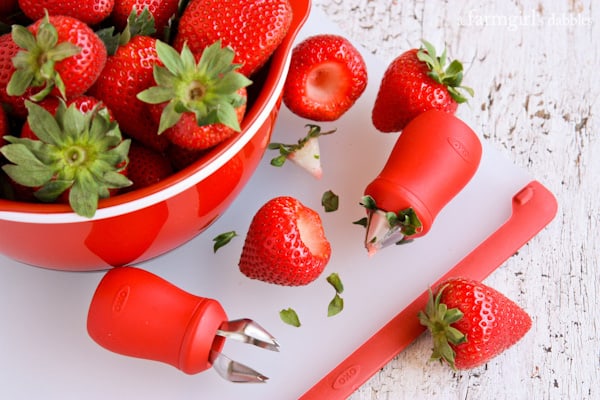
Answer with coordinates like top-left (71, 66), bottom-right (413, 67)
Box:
top-left (418, 284), bottom-right (466, 370)
top-left (279, 308), bottom-right (301, 327)
top-left (321, 190), bottom-right (339, 212)
top-left (279, 273), bottom-right (345, 327)
top-left (0, 100), bottom-right (131, 218)
top-left (359, 195), bottom-right (423, 240)
top-left (326, 272), bottom-right (345, 317)
top-left (97, 8), bottom-right (157, 55)
top-left (7, 14), bottom-right (81, 101)
top-left (137, 40), bottom-right (252, 134)
top-left (417, 40), bottom-right (474, 104)
top-left (212, 231), bottom-right (238, 253)
top-left (269, 124), bottom-right (336, 167)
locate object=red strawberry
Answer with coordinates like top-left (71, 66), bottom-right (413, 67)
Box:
top-left (283, 34), bottom-right (368, 121)
top-left (419, 277), bottom-right (532, 370)
top-left (239, 196), bottom-right (331, 286)
top-left (88, 34), bottom-right (170, 151)
top-left (111, 0), bottom-right (179, 36)
top-left (17, 0), bottom-right (115, 26)
top-left (173, 0), bottom-right (293, 77)
top-left (138, 40), bottom-right (251, 151)
top-left (20, 95), bottom-right (113, 139)
top-left (123, 140), bottom-right (172, 191)
top-left (7, 14), bottom-right (107, 102)
top-left (149, 88), bottom-right (247, 150)
top-left (372, 40), bottom-right (473, 133)
top-left (0, 100), bottom-right (131, 217)
top-left (0, 33), bottom-right (38, 117)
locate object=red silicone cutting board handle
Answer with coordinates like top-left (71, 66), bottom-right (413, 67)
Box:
top-left (364, 110), bottom-right (482, 236)
top-left (86, 266), bottom-right (227, 374)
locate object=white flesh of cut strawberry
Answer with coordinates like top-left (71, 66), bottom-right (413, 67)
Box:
top-left (288, 137), bottom-right (323, 179)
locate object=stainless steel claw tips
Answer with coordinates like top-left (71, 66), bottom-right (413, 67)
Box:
top-left (211, 318), bottom-right (280, 383)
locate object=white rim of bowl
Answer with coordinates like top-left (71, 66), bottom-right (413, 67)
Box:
top-left (0, 52), bottom-right (292, 224)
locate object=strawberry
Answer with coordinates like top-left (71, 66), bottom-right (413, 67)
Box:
top-left (20, 95), bottom-right (113, 139)
top-left (283, 34), bottom-right (368, 121)
top-left (0, 100), bottom-right (131, 217)
top-left (239, 196), bottom-right (331, 286)
top-left (17, 0), bottom-right (115, 26)
top-left (111, 0), bottom-right (180, 37)
top-left (0, 32), bottom-right (38, 117)
top-left (138, 40), bottom-right (251, 150)
top-left (173, 0), bottom-right (293, 77)
top-left (418, 277), bottom-right (532, 370)
top-left (123, 140), bottom-right (172, 191)
top-left (88, 34), bottom-right (170, 151)
top-left (7, 14), bottom-right (107, 102)
top-left (269, 124), bottom-right (336, 179)
top-left (149, 93), bottom-right (246, 150)
top-left (372, 40), bottom-right (473, 133)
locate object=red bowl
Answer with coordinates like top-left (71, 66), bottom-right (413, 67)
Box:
top-left (0, 0), bottom-right (311, 271)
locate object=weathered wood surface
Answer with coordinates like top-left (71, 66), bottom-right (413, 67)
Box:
top-left (314, 0), bottom-right (599, 399)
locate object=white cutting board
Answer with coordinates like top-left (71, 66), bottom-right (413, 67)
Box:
top-left (0, 8), bottom-right (533, 400)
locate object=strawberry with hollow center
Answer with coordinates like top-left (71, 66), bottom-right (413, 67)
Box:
top-left (306, 62), bottom-right (345, 103)
top-left (239, 196), bottom-right (331, 286)
top-left (283, 34), bottom-right (368, 121)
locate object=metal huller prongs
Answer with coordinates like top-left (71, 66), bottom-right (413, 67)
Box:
top-left (87, 266), bottom-right (279, 383)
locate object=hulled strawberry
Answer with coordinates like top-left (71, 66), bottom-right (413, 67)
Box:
top-left (0, 100), bottom-right (131, 217)
top-left (372, 40), bottom-right (473, 133)
top-left (123, 140), bottom-right (172, 191)
top-left (239, 196), bottom-right (331, 286)
top-left (18, 0), bottom-right (115, 26)
top-left (7, 14), bottom-right (107, 102)
top-left (173, 0), bottom-right (293, 77)
top-left (283, 34), bottom-right (367, 121)
top-left (89, 33), bottom-right (170, 151)
top-left (111, 0), bottom-right (180, 36)
top-left (418, 277), bottom-right (532, 370)
top-left (137, 40), bottom-right (251, 150)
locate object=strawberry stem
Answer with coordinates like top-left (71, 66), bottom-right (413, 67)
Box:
top-left (418, 285), bottom-right (467, 370)
top-left (268, 124), bottom-right (336, 167)
top-left (359, 195), bottom-right (423, 239)
top-left (137, 40), bottom-right (251, 134)
top-left (7, 14), bottom-right (81, 101)
top-left (417, 40), bottom-right (474, 104)
top-left (0, 100), bottom-right (131, 218)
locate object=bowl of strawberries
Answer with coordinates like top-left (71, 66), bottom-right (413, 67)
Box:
top-left (0, 0), bottom-right (310, 270)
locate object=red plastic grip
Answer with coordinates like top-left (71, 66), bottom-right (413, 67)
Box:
top-left (86, 266), bottom-right (227, 374)
top-left (364, 110), bottom-right (482, 236)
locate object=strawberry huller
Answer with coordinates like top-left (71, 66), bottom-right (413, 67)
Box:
top-left (86, 266), bottom-right (279, 383)
top-left (362, 110), bottom-right (483, 256)
top-left (362, 200), bottom-right (423, 256)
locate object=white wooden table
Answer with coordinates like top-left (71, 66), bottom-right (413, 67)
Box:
top-left (315, 1), bottom-right (599, 399)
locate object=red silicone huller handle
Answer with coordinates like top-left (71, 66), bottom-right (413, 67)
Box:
top-left (86, 266), bottom-right (227, 374)
top-left (364, 110), bottom-right (483, 237)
